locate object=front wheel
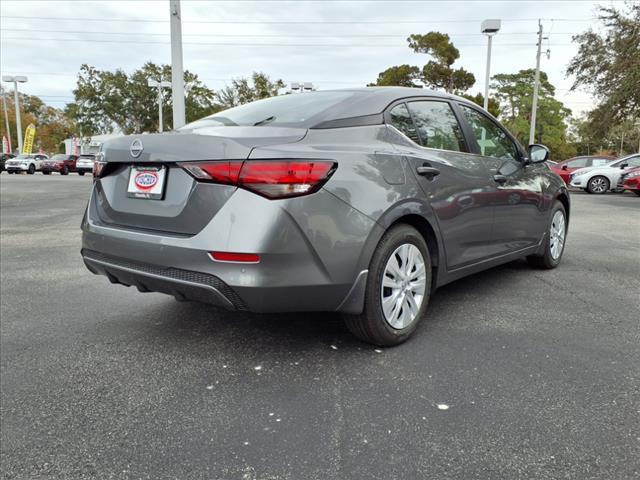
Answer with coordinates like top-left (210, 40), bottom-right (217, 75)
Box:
top-left (27, 164), bottom-right (35, 175)
top-left (61, 166), bottom-right (69, 175)
top-left (587, 176), bottom-right (609, 194)
top-left (527, 201), bottom-right (567, 269)
top-left (343, 224), bottom-right (431, 346)
top-left (633, 191), bottom-right (640, 197)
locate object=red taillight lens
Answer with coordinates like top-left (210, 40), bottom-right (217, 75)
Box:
top-left (179, 160), bottom-right (336, 199)
top-left (93, 161), bottom-right (106, 179)
top-left (210, 251), bottom-right (260, 263)
top-left (178, 161), bottom-right (243, 185)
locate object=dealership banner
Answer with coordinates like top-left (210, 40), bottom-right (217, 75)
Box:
top-left (22, 124), bottom-right (36, 154)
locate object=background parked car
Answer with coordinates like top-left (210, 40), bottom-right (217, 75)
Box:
top-left (42, 154), bottom-right (78, 175)
top-left (569, 154), bottom-right (640, 194)
top-left (550, 155), bottom-right (615, 184)
top-left (75, 154), bottom-right (96, 176)
top-left (0, 153), bottom-right (15, 172)
top-left (619, 166), bottom-right (640, 196)
top-left (5, 153), bottom-right (49, 174)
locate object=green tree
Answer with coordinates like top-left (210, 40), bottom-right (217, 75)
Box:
top-left (408, 32), bottom-right (475, 93)
top-left (567, 2), bottom-right (640, 122)
top-left (216, 72), bottom-right (285, 109)
top-left (460, 92), bottom-right (500, 118)
top-left (492, 69), bottom-right (576, 160)
top-left (368, 65), bottom-right (421, 88)
top-left (68, 62), bottom-right (217, 135)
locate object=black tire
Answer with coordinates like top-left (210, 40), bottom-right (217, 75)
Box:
top-left (43, 171), bottom-right (51, 175)
top-left (633, 191), bottom-right (640, 197)
top-left (61, 166), bottom-right (69, 175)
top-left (586, 175), bottom-right (609, 194)
top-left (343, 224), bottom-right (432, 346)
top-left (527, 201), bottom-right (567, 270)
top-left (78, 171), bottom-right (85, 176)
top-left (27, 164), bottom-right (35, 175)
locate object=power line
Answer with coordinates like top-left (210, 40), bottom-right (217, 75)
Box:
top-left (0, 27), bottom-right (580, 37)
top-left (1, 15), bottom-right (594, 24)
top-left (0, 36), bottom-right (572, 47)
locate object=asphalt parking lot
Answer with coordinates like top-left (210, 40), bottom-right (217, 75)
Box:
top-left (1, 174), bottom-right (639, 480)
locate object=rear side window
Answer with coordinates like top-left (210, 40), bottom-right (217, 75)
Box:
top-left (407, 101), bottom-right (467, 152)
top-left (459, 104), bottom-right (519, 161)
top-left (566, 158), bottom-right (588, 168)
top-left (388, 103), bottom-right (420, 144)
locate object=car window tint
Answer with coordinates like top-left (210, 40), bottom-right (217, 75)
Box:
top-left (407, 101), bottom-right (467, 152)
top-left (388, 103), bottom-right (420, 143)
top-left (459, 105), bottom-right (518, 160)
top-left (565, 158), bottom-right (588, 168)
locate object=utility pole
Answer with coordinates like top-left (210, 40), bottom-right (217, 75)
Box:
top-left (529, 20), bottom-right (543, 146)
top-left (170, 0), bottom-right (186, 129)
top-left (481, 19), bottom-right (501, 112)
top-left (148, 80), bottom-right (172, 132)
top-left (1, 88), bottom-right (12, 152)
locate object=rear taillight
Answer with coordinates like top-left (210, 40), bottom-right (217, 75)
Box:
top-left (178, 160), bottom-right (336, 199)
top-left (93, 161), bottom-right (106, 179)
top-left (210, 251), bottom-right (260, 263)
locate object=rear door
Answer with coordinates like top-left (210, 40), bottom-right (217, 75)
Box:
top-left (387, 100), bottom-right (496, 270)
top-left (456, 103), bottom-right (545, 253)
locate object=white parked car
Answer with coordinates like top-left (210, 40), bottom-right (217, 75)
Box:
top-left (569, 154), bottom-right (640, 194)
top-left (5, 154), bottom-right (49, 174)
top-left (75, 154), bottom-right (96, 176)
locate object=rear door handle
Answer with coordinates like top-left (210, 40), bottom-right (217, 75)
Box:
top-left (493, 174), bottom-right (507, 184)
top-left (417, 166), bottom-right (440, 178)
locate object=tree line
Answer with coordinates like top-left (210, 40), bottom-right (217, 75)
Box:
top-left (1, 2), bottom-right (636, 159)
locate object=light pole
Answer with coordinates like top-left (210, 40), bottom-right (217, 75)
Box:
top-left (148, 79), bottom-right (172, 132)
top-left (2, 75), bottom-right (28, 152)
top-left (481, 19), bottom-right (501, 112)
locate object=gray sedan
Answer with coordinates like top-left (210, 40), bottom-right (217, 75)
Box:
top-left (81, 88), bottom-right (569, 345)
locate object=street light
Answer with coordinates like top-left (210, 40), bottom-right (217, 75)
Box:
top-left (481, 19), bottom-right (501, 112)
top-left (148, 79), bottom-right (172, 133)
top-left (2, 75), bottom-right (28, 152)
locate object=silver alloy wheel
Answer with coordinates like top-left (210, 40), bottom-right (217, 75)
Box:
top-left (589, 176), bottom-right (608, 193)
top-left (549, 210), bottom-right (566, 260)
top-left (381, 243), bottom-right (427, 329)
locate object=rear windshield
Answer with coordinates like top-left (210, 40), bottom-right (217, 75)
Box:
top-left (180, 91), bottom-right (360, 129)
top-left (79, 155), bottom-right (95, 160)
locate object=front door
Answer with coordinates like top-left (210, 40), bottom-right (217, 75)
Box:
top-left (456, 104), bottom-right (545, 254)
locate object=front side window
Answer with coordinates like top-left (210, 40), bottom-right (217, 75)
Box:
top-left (388, 103), bottom-right (420, 143)
top-left (407, 101), bottom-right (467, 152)
top-left (621, 155), bottom-right (640, 168)
top-left (459, 104), bottom-right (519, 161)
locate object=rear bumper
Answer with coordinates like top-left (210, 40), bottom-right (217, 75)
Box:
top-left (81, 187), bottom-right (376, 313)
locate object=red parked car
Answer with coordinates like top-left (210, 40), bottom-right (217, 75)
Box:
top-left (619, 166), bottom-right (640, 196)
top-left (550, 155), bottom-right (615, 184)
top-left (41, 154), bottom-right (78, 175)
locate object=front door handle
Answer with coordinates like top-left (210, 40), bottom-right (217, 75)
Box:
top-left (417, 166), bottom-right (440, 178)
top-left (493, 174), bottom-right (507, 184)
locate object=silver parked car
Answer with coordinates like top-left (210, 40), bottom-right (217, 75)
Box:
top-left (81, 88), bottom-right (569, 345)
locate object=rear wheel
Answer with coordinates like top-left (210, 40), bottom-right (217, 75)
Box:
top-left (27, 164), bottom-right (35, 175)
top-left (61, 166), bottom-right (69, 175)
top-left (527, 201), bottom-right (567, 269)
top-left (587, 175), bottom-right (609, 194)
top-left (634, 191), bottom-right (640, 197)
top-left (344, 224), bottom-right (431, 346)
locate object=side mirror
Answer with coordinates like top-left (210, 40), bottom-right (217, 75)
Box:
top-left (527, 144), bottom-right (550, 164)
top-left (620, 163), bottom-right (628, 169)
top-left (561, 165), bottom-right (568, 170)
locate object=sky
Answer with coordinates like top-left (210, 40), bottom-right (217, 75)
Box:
top-left (0, 0), bottom-right (612, 118)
